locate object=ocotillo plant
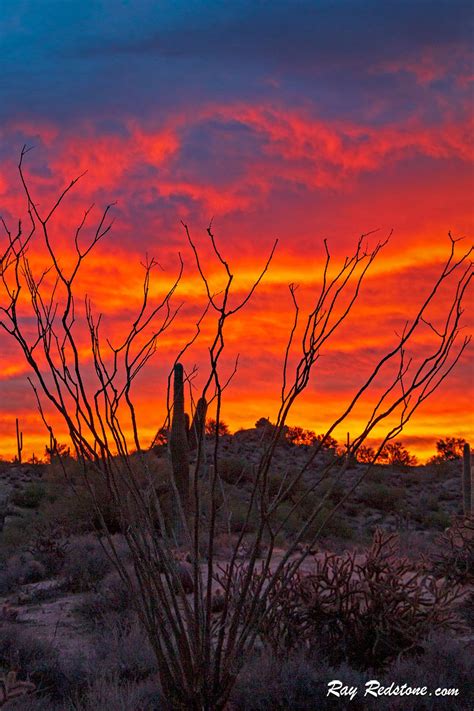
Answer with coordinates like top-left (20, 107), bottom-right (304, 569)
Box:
top-left (462, 442), bottom-right (472, 516)
top-left (169, 362), bottom-right (190, 541)
top-left (15, 418), bottom-right (23, 464)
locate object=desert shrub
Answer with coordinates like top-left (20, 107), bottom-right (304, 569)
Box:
top-left (386, 632), bottom-right (474, 710)
top-left (26, 522), bottom-right (70, 575)
top-left (232, 654), bottom-right (370, 711)
top-left (0, 553), bottom-right (46, 593)
top-left (91, 620), bottom-right (157, 682)
top-left (226, 496), bottom-right (258, 533)
top-left (302, 504), bottom-right (354, 541)
top-left (61, 536), bottom-right (111, 592)
top-left (0, 624), bottom-right (74, 698)
top-left (357, 482), bottom-right (403, 511)
top-left (11, 483), bottom-right (46, 509)
top-left (266, 471), bottom-right (307, 502)
top-left (67, 676), bottom-right (162, 711)
top-left (77, 570), bottom-right (136, 629)
top-left (285, 426), bottom-right (317, 447)
top-left (5, 698), bottom-right (61, 711)
top-left (41, 453), bottom-right (174, 535)
top-left (239, 531), bottom-right (462, 670)
top-left (232, 632), bottom-right (473, 711)
top-left (218, 456), bottom-right (253, 485)
top-left (430, 516), bottom-right (473, 583)
top-left (422, 510), bottom-right (452, 530)
top-left (363, 466), bottom-right (385, 483)
top-left (0, 516), bottom-right (35, 557)
top-left (268, 501), bottom-right (303, 537)
top-left (315, 478), bottom-right (345, 505)
top-left (422, 494), bottom-right (440, 512)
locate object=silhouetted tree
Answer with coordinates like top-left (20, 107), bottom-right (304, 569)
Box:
top-left (432, 436), bottom-right (467, 461)
top-left (356, 444), bottom-right (378, 464)
top-left (379, 441), bottom-right (417, 467)
top-left (286, 426), bottom-right (316, 446)
top-left (205, 418), bottom-right (230, 436)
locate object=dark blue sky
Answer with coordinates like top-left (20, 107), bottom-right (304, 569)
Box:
top-left (1, 0), bottom-right (472, 124)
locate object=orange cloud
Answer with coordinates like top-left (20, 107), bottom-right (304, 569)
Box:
top-left (0, 100), bottom-right (472, 462)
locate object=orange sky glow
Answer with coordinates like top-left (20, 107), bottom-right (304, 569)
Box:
top-left (0, 3), bottom-right (473, 461)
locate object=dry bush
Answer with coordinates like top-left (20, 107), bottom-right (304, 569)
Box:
top-left (386, 632), bottom-right (474, 710)
top-left (90, 620), bottom-right (157, 683)
top-left (60, 535), bottom-right (111, 592)
top-left (76, 569), bottom-right (136, 630)
top-left (0, 553), bottom-right (46, 594)
top-left (430, 516), bottom-right (474, 584)
top-left (66, 676), bottom-right (162, 711)
top-left (26, 523), bottom-right (70, 575)
top-left (0, 624), bottom-right (83, 699)
top-left (11, 483), bottom-right (46, 510)
top-left (232, 654), bottom-right (370, 711)
top-left (356, 481), bottom-right (404, 511)
top-left (232, 632), bottom-right (473, 711)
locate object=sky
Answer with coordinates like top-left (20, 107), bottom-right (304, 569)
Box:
top-left (0, 0), bottom-right (473, 460)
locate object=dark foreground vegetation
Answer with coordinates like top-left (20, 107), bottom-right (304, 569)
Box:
top-left (0, 430), bottom-right (473, 710)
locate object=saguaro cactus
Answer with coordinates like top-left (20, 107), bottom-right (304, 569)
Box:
top-left (188, 396), bottom-right (208, 451)
top-left (169, 363), bottom-right (190, 540)
top-left (15, 418), bottom-right (23, 464)
top-left (346, 431), bottom-right (357, 468)
top-left (462, 442), bottom-right (472, 517)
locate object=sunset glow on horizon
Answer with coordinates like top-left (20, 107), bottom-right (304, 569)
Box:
top-left (0, 1), bottom-right (472, 461)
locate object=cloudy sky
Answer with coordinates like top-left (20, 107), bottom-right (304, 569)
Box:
top-left (0, 0), bottom-right (472, 458)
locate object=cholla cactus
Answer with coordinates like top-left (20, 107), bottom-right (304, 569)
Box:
top-left (0, 670), bottom-right (35, 706)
